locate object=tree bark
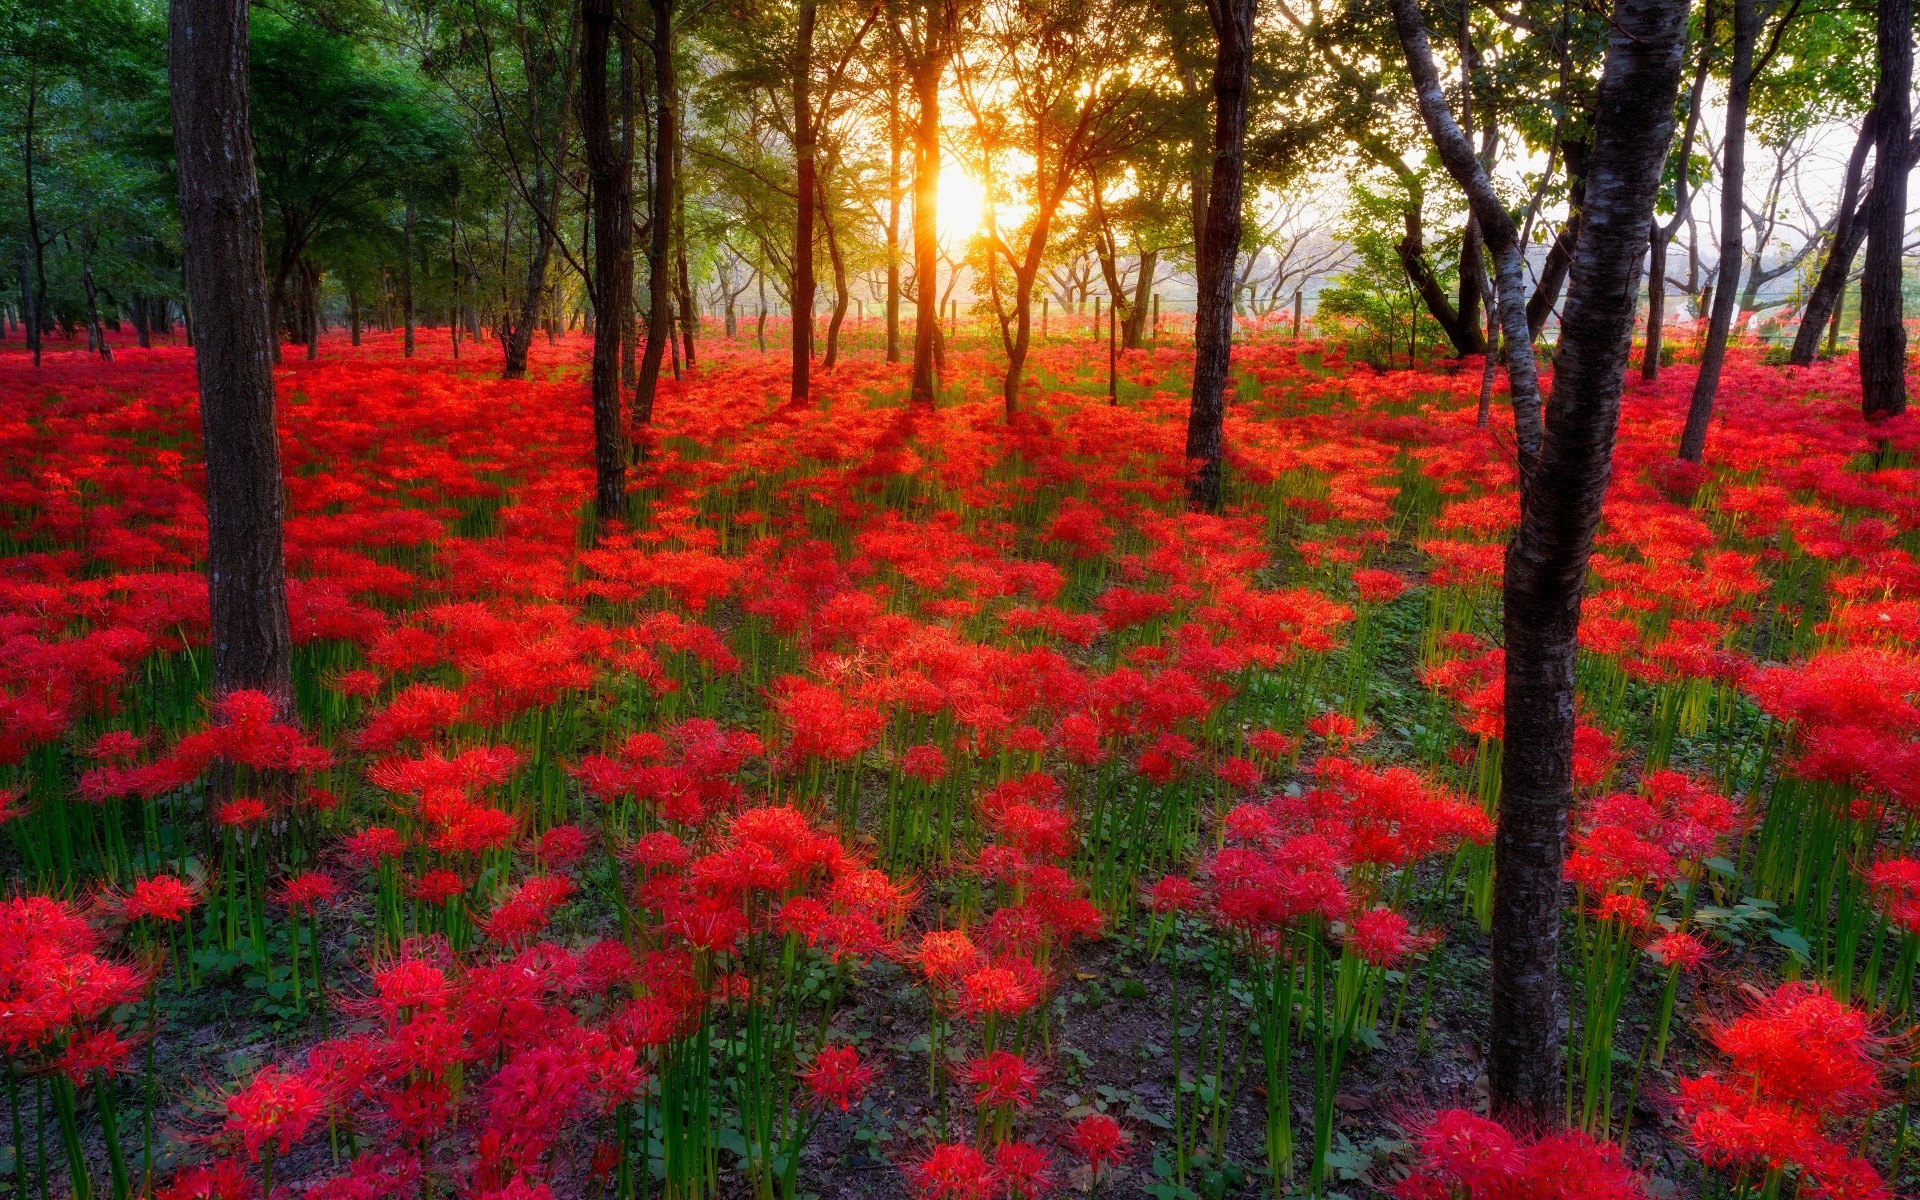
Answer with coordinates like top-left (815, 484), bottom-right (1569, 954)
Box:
top-left (169, 0), bottom-right (294, 708)
top-left (1789, 119), bottom-right (1877, 366)
top-left (1497, 0), bottom-right (1687, 1118)
top-left (620, 31), bottom-right (638, 389)
top-left (908, 6), bottom-right (946, 406)
top-left (886, 61), bottom-right (903, 364)
top-left (792, 0), bottom-right (817, 400)
top-left (1392, 0), bottom-right (1544, 461)
top-left (1524, 141), bottom-right (1585, 338)
top-left (634, 0), bottom-right (677, 439)
top-left (821, 178), bottom-right (849, 369)
top-left (1860, 0), bottom-right (1912, 420)
top-left (1397, 204), bottom-right (1485, 356)
top-left (1643, 19), bottom-right (1710, 381)
top-left (1184, 0), bottom-right (1255, 511)
top-left (1678, 0), bottom-right (1756, 463)
top-left (582, 0), bottom-right (629, 523)
top-left (502, 175), bottom-right (558, 379)
top-left (402, 202), bottom-right (417, 358)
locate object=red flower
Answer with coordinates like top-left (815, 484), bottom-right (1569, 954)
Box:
top-left (122, 875), bottom-right (199, 923)
top-left (908, 1143), bottom-right (994, 1200)
top-left (223, 1066), bottom-right (322, 1160)
top-left (1063, 1114), bottom-right (1129, 1176)
top-left (990, 1142), bottom-right (1054, 1199)
top-left (963, 1051), bottom-right (1041, 1111)
top-left (801, 1044), bottom-right (874, 1113)
top-left (1145, 875), bottom-right (1203, 914)
top-left (276, 872), bottom-right (341, 912)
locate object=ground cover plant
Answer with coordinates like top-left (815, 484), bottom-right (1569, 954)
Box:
top-left (2, 314), bottom-right (1917, 1200)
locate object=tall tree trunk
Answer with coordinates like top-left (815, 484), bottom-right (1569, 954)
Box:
top-left (1790, 118), bottom-right (1878, 366)
top-left (168, 0), bottom-right (294, 708)
top-left (1644, 21), bottom-right (1711, 381)
top-left (908, 9), bottom-right (945, 405)
top-left (583, 0), bottom-right (630, 523)
top-left (131, 292), bottom-right (152, 348)
top-left (1678, 0), bottom-right (1756, 463)
top-left (821, 180), bottom-right (848, 369)
top-left (82, 238), bottom-right (111, 361)
top-left (792, 0), bottom-right (817, 399)
top-left (675, 187), bottom-right (696, 367)
top-left (349, 285), bottom-right (362, 345)
top-left (1126, 248), bottom-right (1156, 349)
top-left (1524, 141), bottom-right (1586, 338)
top-left (1397, 203), bottom-right (1484, 355)
top-left (1184, 0), bottom-right (1255, 511)
top-left (303, 259), bottom-right (319, 360)
top-left (402, 201), bottom-right (417, 358)
top-left (1481, 0), bottom-right (1685, 1119)
top-left (1860, 0), bottom-right (1912, 420)
top-left (503, 181), bottom-right (558, 379)
top-left (886, 62), bottom-right (903, 363)
top-left (620, 31), bottom-right (639, 389)
top-left (18, 243), bottom-right (38, 366)
top-left (23, 74), bottom-right (45, 367)
top-left (634, 0), bottom-right (677, 438)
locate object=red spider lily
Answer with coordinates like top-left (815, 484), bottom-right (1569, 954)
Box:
top-left (1145, 874), bottom-right (1204, 914)
top-left (343, 825), bottom-right (408, 864)
top-left (990, 1142), bottom-right (1054, 1199)
top-left (223, 1066), bottom-right (322, 1161)
top-left (57, 1026), bottom-right (136, 1083)
top-left (119, 874), bottom-right (201, 923)
top-left (277, 871), bottom-right (342, 912)
top-left (801, 1044), bottom-right (874, 1112)
top-left (1676, 983), bottom-right (1889, 1191)
top-left (963, 1050), bottom-right (1041, 1110)
top-left (918, 930), bottom-right (983, 987)
top-left (1867, 856), bottom-right (1920, 933)
top-left (155, 1159), bottom-right (251, 1200)
top-left (1394, 1109), bottom-right (1647, 1199)
top-left (908, 1142), bottom-right (994, 1200)
top-left (1648, 931), bottom-right (1709, 971)
top-left (1347, 907), bottom-right (1418, 968)
top-left (958, 965), bottom-right (1038, 1019)
top-left (1063, 1113), bottom-right (1129, 1176)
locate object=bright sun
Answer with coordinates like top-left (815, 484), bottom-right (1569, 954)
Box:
top-left (936, 162), bottom-right (988, 247)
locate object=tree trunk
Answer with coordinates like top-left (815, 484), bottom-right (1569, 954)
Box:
top-left (1790, 119), bottom-right (1879, 366)
top-left (1860, 0), bottom-right (1912, 420)
top-left (792, 0), bottom-right (817, 399)
top-left (349, 285), bottom-right (362, 345)
top-left (582, 0), bottom-right (630, 523)
top-left (168, 0), bottom-right (294, 709)
top-left (634, 0), bottom-right (677, 438)
top-left (675, 139), bottom-right (696, 368)
top-left (1678, 0), bottom-right (1756, 463)
top-left (402, 202), bottom-right (417, 358)
top-left (1498, 0), bottom-right (1687, 1118)
top-left (908, 15), bottom-right (944, 405)
top-left (886, 62), bottom-right (903, 364)
top-left (1643, 24), bottom-right (1711, 381)
top-left (1524, 142), bottom-right (1586, 338)
top-left (620, 31), bottom-right (639, 388)
top-left (23, 75), bottom-right (45, 367)
top-left (16, 244), bottom-right (35, 366)
top-left (503, 180), bottom-right (557, 379)
top-left (821, 180), bottom-right (848, 369)
top-left (1184, 0), bottom-right (1255, 511)
top-left (1397, 203), bottom-right (1485, 356)
top-left (131, 293), bottom-right (152, 348)
top-left (303, 259), bottom-right (319, 360)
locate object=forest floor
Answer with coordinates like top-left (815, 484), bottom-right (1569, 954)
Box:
top-left (2, 323), bottom-right (1913, 1200)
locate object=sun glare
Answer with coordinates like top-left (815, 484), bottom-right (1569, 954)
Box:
top-left (936, 162), bottom-right (988, 247)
